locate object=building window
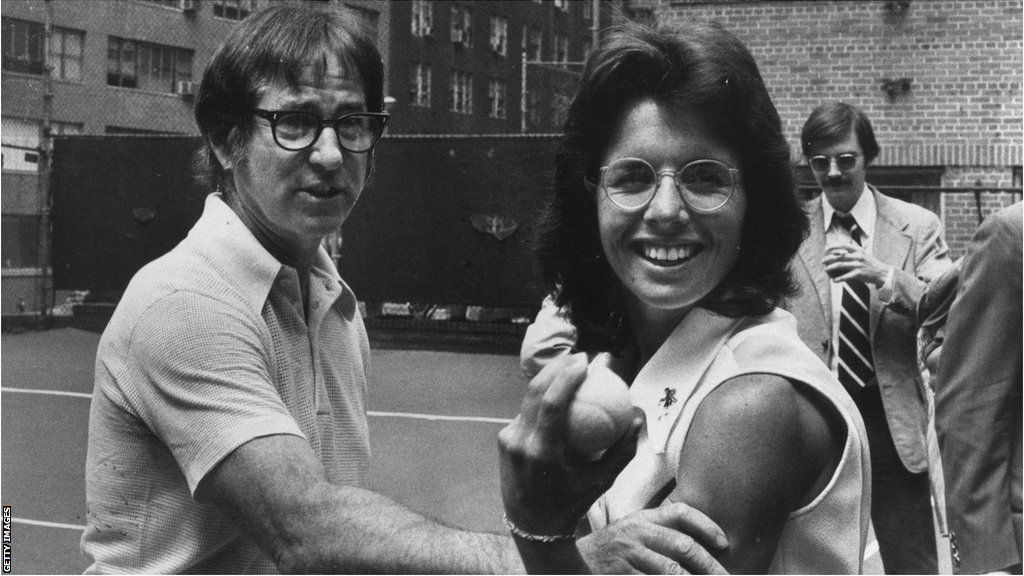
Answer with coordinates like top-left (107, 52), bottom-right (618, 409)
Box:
top-left (524, 27), bottom-right (542, 60)
top-left (411, 63), bottom-right (432, 107)
top-left (213, 0), bottom-right (257, 20)
top-left (554, 0), bottom-right (569, 11)
top-left (3, 18), bottom-right (44, 75)
top-left (1, 19), bottom-right (85, 80)
top-left (553, 34), bottom-right (569, 64)
top-left (583, 0), bottom-right (592, 20)
top-left (411, 0), bottom-right (433, 36)
top-left (49, 26), bottom-right (84, 81)
top-left (108, 37), bottom-right (193, 93)
top-left (450, 70), bottom-right (473, 114)
top-left (583, 37), bottom-right (592, 58)
top-left (488, 79), bottom-right (506, 119)
top-left (450, 5), bottom-right (472, 47)
top-left (489, 16), bottom-right (508, 56)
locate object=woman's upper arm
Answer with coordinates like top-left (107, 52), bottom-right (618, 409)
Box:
top-left (670, 373), bottom-right (844, 573)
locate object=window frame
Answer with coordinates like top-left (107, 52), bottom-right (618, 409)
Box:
top-left (489, 15), bottom-right (508, 56)
top-left (411, 62), bottom-right (432, 108)
top-left (488, 78), bottom-right (507, 119)
top-left (107, 36), bottom-right (193, 93)
top-left (411, 0), bottom-right (433, 36)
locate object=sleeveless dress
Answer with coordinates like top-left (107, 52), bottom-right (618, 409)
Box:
top-left (587, 307), bottom-right (872, 574)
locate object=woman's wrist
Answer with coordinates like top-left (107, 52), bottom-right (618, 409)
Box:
top-left (503, 514), bottom-right (577, 543)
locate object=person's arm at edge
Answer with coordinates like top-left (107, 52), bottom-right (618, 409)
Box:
top-left (197, 434), bottom-right (524, 574)
top-left (934, 206), bottom-right (1023, 574)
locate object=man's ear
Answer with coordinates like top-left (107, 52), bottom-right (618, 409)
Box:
top-left (211, 139), bottom-right (234, 171)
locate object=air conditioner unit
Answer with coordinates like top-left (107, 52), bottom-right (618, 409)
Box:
top-left (175, 80), bottom-right (196, 96)
top-left (450, 28), bottom-right (465, 45)
top-left (180, 0), bottom-right (197, 14)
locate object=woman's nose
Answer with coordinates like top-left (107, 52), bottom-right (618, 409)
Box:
top-left (645, 174), bottom-right (691, 223)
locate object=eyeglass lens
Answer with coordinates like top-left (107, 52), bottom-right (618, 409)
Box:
top-left (603, 158), bottom-right (734, 211)
top-left (273, 111), bottom-right (385, 152)
top-left (810, 153), bottom-right (857, 172)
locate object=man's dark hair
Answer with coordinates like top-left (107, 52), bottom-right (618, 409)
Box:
top-left (193, 4), bottom-right (385, 190)
top-left (536, 18), bottom-right (807, 354)
top-left (800, 101), bottom-right (881, 165)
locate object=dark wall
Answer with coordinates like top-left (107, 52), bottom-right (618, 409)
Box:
top-left (51, 134), bottom-right (559, 310)
top-left (51, 136), bottom-right (206, 297)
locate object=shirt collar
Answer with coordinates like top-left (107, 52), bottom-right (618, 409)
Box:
top-left (629, 308), bottom-right (743, 453)
top-left (186, 194), bottom-right (352, 318)
top-left (822, 183), bottom-right (876, 239)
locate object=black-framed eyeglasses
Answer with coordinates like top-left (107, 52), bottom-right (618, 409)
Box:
top-left (808, 153), bottom-right (859, 173)
top-left (252, 109), bottom-right (389, 152)
top-left (590, 157), bottom-right (740, 212)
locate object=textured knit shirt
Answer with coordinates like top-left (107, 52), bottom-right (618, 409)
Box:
top-left (587, 308), bottom-right (872, 574)
top-left (81, 194), bottom-right (371, 573)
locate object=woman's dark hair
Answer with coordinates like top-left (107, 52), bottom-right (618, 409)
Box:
top-left (800, 101), bottom-right (881, 165)
top-left (536, 18), bottom-right (807, 354)
top-left (192, 4), bottom-right (385, 190)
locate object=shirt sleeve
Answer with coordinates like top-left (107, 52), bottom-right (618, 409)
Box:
top-left (119, 290), bottom-right (305, 494)
top-left (519, 294), bottom-right (577, 379)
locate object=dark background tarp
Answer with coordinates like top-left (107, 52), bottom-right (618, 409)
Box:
top-left (50, 134), bottom-right (560, 311)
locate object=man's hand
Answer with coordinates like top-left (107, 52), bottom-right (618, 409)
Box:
top-left (823, 243), bottom-right (890, 286)
top-left (578, 503), bottom-right (729, 575)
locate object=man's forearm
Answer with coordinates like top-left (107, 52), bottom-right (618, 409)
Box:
top-left (265, 483), bottom-right (525, 574)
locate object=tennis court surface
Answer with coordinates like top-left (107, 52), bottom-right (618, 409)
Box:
top-left (2, 327), bottom-right (902, 574)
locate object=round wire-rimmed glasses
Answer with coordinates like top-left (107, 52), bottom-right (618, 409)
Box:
top-left (252, 109), bottom-right (389, 153)
top-left (808, 152), bottom-right (859, 173)
top-left (591, 157), bottom-right (740, 212)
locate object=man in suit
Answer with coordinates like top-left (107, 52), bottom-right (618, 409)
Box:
top-left (933, 201), bottom-right (1022, 574)
top-left (786, 102), bottom-right (953, 573)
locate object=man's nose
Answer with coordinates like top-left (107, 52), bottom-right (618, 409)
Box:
top-left (309, 127), bottom-right (344, 169)
top-left (826, 158), bottom-right (843, 178)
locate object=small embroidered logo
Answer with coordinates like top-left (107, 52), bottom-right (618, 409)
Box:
top-left (659, 388), bottom-right (677, 408)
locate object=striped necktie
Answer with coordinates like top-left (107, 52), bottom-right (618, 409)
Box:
top-left (834, 213), bottom-right (875, 390)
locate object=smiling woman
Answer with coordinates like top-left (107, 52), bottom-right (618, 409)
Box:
top-left (501, 17), bottom-right (874, 574)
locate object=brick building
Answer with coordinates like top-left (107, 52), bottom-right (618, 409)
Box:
top-left (635, 0), bottom-right (1022, 255)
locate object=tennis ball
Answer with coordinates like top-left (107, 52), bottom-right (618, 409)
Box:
top-left (566, 354), bottom-right (634, 455)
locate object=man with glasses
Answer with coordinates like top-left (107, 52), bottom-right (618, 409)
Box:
top-left (82, 5), bottom-right (726, 574)
top-left (786, 101), bottom-right (953, 573)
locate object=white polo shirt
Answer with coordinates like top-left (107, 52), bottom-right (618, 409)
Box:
top-left (82, 194), bottom-right (371, 573)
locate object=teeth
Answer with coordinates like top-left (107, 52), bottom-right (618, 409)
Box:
top-left (643, 244), bottom-right (694, 262)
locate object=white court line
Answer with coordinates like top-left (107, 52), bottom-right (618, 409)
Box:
top-left (367, 411), bottom-right (511, 424)
top-left (2, 387), bottom-right (91, 399)
top-left (13, 517), bottom-right (85, 531)
top-left (1, 387), bottom-right (513, 424)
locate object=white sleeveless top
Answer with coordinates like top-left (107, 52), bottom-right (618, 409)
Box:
top-left (587, 308), bottom-right (872, 574)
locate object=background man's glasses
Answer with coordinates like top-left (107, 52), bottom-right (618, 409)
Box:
top-left (809, 153), bottom-right (859, 173)
top-left (592, 157), bottom-right (739, 212)
top-left (252, 109), bottom-right (389, 152)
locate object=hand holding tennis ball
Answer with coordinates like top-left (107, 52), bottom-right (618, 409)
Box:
top-left (566, 353), bottom-right (634, 455)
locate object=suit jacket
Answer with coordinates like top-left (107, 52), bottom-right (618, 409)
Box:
top-left (784, 186), bottom-right (953, 473)
top-left (934, 202), bottom-right (1022, 574)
